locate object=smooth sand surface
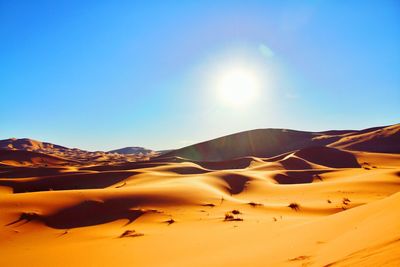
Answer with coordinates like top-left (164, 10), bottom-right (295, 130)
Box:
top-left (1, 127), bottom-right (399, 266)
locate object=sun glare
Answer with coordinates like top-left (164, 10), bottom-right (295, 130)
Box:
top-left (216, 64), bottom-right (261, 107)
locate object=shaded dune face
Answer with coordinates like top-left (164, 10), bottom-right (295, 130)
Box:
top-left (45, 205), bottom-right (146, 229)
top-left (7, 200), bottom-right (149, 229)
top-left (0, 166), bottom-right (69, 178)
top-left (293, 147), bottom-right (360, 168)
top-left (218, 173), bottom-right (250, 194)
top-left (0, 171), bottom-right (139, 193)
top-left (273, 170), bottom-right (332, 184)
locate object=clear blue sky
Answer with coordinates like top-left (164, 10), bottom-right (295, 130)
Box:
top-left (1, 0), bottom-right (399, 151)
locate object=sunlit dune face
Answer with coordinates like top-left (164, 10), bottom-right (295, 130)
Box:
top-left (216, 65), bottom-right (261, 107)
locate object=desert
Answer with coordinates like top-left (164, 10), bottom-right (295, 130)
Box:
top-left (2, 1), bottom-right (399, 266)
top-left (1, 124), bottom-right (399, 266)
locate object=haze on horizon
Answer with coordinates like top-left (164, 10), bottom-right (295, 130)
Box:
top-left (1, 0), bottom-right (399, 151)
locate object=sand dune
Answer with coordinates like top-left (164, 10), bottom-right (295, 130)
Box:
top-left (108, 146), bottom-right (156, 156)
top-left (0, 138), bottom-right (156, 163)
top-left (1, 124), bottom-right (399, 266)
top-left (161, 124), bottom-right (400, 161)
top-left (329, 123), bottom-right (400, 153)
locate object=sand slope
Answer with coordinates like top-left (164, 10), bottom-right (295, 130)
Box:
top-left (161, 124), bottom-right (400, 161)
top-left (1, 126), bottom-right (400, 266)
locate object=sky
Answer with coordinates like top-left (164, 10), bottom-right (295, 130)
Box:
top-left (1, 0), bottom-right (399, 151)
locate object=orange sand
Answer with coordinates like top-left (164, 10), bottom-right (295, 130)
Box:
top-left (1, 124), bottom-right (399, 266)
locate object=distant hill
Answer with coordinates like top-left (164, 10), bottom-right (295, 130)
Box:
top-left (0, 138), bottom-right (156, 163)
top-left (158, 124), bottom-right (400, 161)
top-left (0, 138), bottom-right (67, 151)
top-left (108, 147), bottom-right (155, 155)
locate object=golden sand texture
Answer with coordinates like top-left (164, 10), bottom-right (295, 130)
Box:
top-left (1, 124), bottom-right (399, 266)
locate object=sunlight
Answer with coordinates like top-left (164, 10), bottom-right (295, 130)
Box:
top-left (215, 63), bottom-right (262, 107)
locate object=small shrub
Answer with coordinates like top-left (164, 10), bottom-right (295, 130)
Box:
top-left (224, 212), bottom-right (243, 221)
top-left (224, 213), bottom-right (234, 220)
top-left (119, 230), bottom-right (144, 238)
top-left (289, 255), bottom-right (311, 261)
top-left (60, 230), bottom-right (69, 236)
top-left (288, 203), bottom-right (300, 211)
top-left (248, 202), bottom-right (263, 207)
top-left (362, 162), bottom-right (371, 170)
top-left (342, 197), bottom-right (351, 205)
top-left (164, 218), bottom-right (175, 225)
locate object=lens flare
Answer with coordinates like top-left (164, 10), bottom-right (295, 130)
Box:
top-left (215, 64), bottom-right (261, 107)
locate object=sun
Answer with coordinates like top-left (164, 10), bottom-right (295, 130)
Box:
top-left (216, 64), bottom-right (261, 107)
